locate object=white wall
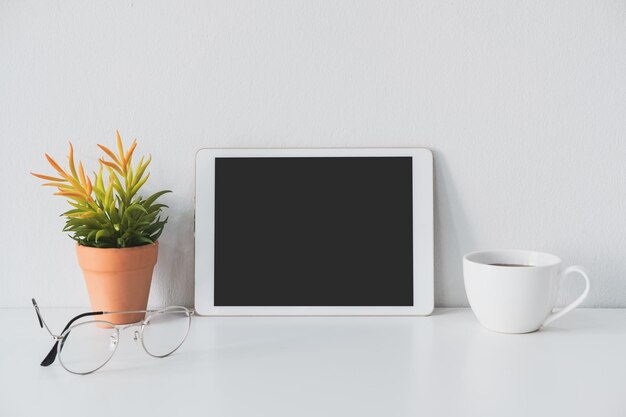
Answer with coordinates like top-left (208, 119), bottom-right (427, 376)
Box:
top-left (1, 0), bottom-right (625, 308)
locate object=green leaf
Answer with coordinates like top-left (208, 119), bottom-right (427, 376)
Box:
top-left (108, 206), bottom-right (121, 223)
top-left (125, 204), bottom-right (148, 216)
top-left (149, 227), bottom-right (165, 242)
top-left (93, 185), bottom-right (105, 202)
top-left (139, 210), bottom-right (159, 223)
top-left (134, 237), bottom-right (155, 245)
top-left (143, 220), bottom-right (166, 235)
top-left (61, 208), bottom-right (84, 216)
top-left (132, 156), bottom-right (150, 188)
top-left (65, 217), bottom-right (103, 229)
top-left (117, 199), bottom-right (125, 221)
top-left (95, 229), bottom-right (111, 242)
top-left (129, 173), bottom-right (150, 198)
top-left (103, 182), bottom-right (113, 210)
top-left (68, 201), bottom-right (88, 210)
top-left (145, 203), bottom-right (168, 214)
top-left (125, 164), bottom-right (133, 192)
top-left (143, 190), bottom-right (171, 208)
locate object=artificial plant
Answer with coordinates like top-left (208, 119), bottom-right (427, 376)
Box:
top-left (32, 131), bottom-right (170, 248)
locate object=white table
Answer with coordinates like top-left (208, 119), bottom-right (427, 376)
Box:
top-left (1, 308), bottom-right (625, 417)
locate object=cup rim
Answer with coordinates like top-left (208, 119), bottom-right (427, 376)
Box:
top-left (463, 249), bottom-right (562, 269)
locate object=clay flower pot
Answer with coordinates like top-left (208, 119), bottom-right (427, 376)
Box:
top-left (76, 242), bottom-right (158, 324)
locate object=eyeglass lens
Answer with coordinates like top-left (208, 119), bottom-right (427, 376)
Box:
top-left (59, 321), bottom-right (118, 374)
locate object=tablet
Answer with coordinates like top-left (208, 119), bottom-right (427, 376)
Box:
top-left (195, 148), bottom-right (433, 316)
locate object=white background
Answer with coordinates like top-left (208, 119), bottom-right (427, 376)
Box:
top-left (1, 0), bottom-right (625, 308)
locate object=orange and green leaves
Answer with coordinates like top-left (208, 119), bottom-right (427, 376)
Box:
top-left (32, 131), bottom-right (170, 248)
top-left (97, 131), bottom-right (154, 206)
top-left (31, 143), bottom-right (94, 206)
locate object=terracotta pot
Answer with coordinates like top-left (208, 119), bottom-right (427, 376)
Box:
top-left (76, 242), bottom-right (158, 324)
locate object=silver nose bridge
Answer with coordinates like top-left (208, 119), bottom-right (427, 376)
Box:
top-left (118, 322), bottom-right (143, 342)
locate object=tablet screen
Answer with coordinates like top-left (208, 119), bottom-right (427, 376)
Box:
top-left (214, 157), bottom-right (413, 307)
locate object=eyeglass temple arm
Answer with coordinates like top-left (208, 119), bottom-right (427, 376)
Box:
top-left (32, 298), bottom-right (55, 335)
top-left (33, 301), bottom-right (104, 367)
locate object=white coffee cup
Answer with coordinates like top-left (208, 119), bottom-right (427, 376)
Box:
top-left (463, 250), bottom-right (590, 334)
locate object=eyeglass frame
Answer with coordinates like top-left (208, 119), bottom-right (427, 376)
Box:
top-left (32, 298), bottom-right (195, 375)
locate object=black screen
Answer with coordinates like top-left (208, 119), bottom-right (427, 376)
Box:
top-left (214, 157), bottom-right (413, 306)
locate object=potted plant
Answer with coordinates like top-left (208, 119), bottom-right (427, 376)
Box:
top-left (32, 131), bottom-right (170, 324)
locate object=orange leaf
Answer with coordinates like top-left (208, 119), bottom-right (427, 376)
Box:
top-left (86, 176), bottom-right (93, 195)
top-left (65, 212), bottom-right (84, 218)
top-left (42, 182), bottom-right (71, 188)
top-left (44, 151), bottom-right (86, 193)
top-left (54, 191), bottom-right (86, 200)
top-left (45, 154), bottom-right (70, 179)
top-left (97, 144), bottom-right (121, 165)
top-left (31, 172), bottom-right (67, 182)
top-left (78, 161), bottom-right (86, 187)
top-left (116, 130), bottom-right (125, 162)
top-left (123, 139), bottom-right (137, 167)
top-left (68, 142), bottom-right (78, 180)
top-left (100, 158), bottom-right (123, 175)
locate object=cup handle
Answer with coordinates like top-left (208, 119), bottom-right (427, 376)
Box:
top-left (542, 266), bottom-right (591, 328)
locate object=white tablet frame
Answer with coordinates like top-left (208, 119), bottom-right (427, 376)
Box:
top-left (195, 148), bottom-right (433, 316)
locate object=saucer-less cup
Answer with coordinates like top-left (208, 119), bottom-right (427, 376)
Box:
top-left (463, 250), bottom-right (590, 334)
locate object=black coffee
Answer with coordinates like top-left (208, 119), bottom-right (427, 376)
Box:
top-left (488, 263), bottom-right (533, 267)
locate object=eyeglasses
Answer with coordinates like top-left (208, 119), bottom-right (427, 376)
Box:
top-left (32, 298), bottom-right (194, 375)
